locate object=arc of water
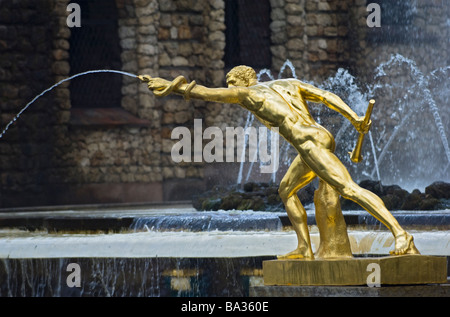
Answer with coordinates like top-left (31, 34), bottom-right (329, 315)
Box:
top-left (257, 69), bottom-right (275, 81)
top-left (372, 54), bottom-right (450, 171)
top-left (270, 131), bottom-right (278, 183)
top-left (416, 80), bottom-right (450, 164)
top-left (236, 111), bottom-right (254, 184)
top-left (241, 56), bottom-right (448, 188)
top-left (278, 59), bottom-right (297, 79)
top-left (430, 66), bottom-right (450, 82)
top-left (0, 70), bottom-right (137, 139)
top-left (369, 109), bottom-right (413, 179)
top-left (368, 131), bottom-right (381, 181)
top-left (240, 68), bottom-right (276, 184)
top-left (334, 120), bottom-right (351, 145)
top-left (245, 140), bottom-right (258, 183)
top-left (241, 60), bottom-right (314, 185)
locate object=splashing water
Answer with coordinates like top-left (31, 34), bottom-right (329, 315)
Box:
top-left (0, 70), bottom-right (138, 139)
top-left (257, 69), bottom-right (275, 81)
top-left (313, 57), bottom-right (449, 190)
top-left (237, 56), bottom-right (449, 191)
top-left (240, 60), bottom-right (374, 185)
top-left (368, 131), bottom-right (381, 181)
top-left (373, 54), bottom-right (450, 167)
top-left (236, 111), bottom-right (255, 185)
top-left (237, 60), bottom-right (299, 184)
top-left (278, 59), bottom-right (297, 79)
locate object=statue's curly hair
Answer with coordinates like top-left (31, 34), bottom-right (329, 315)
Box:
top-left (226, 65), bottom-right (257, 87)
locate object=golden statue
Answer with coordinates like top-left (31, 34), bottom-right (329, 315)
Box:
top-left (139, 65), bottom-right (420, 260)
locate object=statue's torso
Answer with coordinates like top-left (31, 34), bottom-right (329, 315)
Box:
top-left (243, 79), bottom-right (331, 147)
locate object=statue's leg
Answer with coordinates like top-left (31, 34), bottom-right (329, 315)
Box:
top-left (314, 180), bottom-right (353, 259)
top-left (278, 155), bottom-right (316, 259)
top-left (297, 140), bottom-right (419, 255)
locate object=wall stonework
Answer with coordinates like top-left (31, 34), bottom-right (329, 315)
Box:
top-left (270, 0), bottom-right (361, 81)
top-left (0, 0), bottom-right (72, 207)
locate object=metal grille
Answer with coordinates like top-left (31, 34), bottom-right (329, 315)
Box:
top-left (224, 0), bottom-right (272, 69)
top-left (69, 0), bottom-right (122, 108)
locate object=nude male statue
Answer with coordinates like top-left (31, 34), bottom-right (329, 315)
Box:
top-left (140, 65), bottom-right (419, 259)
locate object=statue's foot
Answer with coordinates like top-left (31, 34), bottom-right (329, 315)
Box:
top-left (390, 232), bottom-right (420, 255)
top-left (277, 248), bottom-right (314, 260)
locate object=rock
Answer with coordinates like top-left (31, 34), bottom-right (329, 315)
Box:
top-left (418, 197), bottom-right (442, 210)
top-left (219, 192), bottom-right (243, 210)
top-left (236, 197), bottom-right (265, 211)
top-left (192, 182), bottom-right (316, 212)
top-left (201, 198), bottom-right (221, 210)
top-left (341, 180), bottom-right (447, 211)
top-left (425, 181), bottom-right (450, 199)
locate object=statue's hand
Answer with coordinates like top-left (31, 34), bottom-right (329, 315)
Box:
top-left (139, 75), bottom-right (188, 98)
top-left (353, 116), bottom-right (372, 134)
top-left (147, 78), bottom-right (171, 92)
top-left (138, 75), bottom-right (171, 92)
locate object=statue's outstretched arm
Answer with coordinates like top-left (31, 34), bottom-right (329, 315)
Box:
top-left (298, 81), bottom-right (369, 133)
top-left (176, 84), bottom-right (244, 104)
top-left (140, 75), bottom-right (244, 104)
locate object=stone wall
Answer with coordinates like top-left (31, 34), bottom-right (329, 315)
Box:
top-left (0, 0), bottom-right (229, 207)
top-left (61, 0), bottom-right (165, 204)
top-left (0, 0), bottom-right (71, 207)
top-left (355, 0), bottom-right (449, 80)
top-left (53, 0), bottom-right (229, 204)
top-left (269, 0), bottom-right (449, 80)
top-left (269, 0), bottom-right (359, 81)
top-left (156, 0), bottom-right (226, 196)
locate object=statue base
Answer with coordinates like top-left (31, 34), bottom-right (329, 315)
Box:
top-left (263, 255), bottom-right (447, 286)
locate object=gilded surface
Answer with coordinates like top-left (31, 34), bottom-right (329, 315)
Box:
top-left (263, 255), bottom-right (447, 286)
top-left (140, 66), bottom-right (420, 259)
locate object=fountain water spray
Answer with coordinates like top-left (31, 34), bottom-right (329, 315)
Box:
top-left (237, 60), bottom-right (298, 185)
top-left (238, 56), bottom-right (449, 191)
top-left (0, 70), bottom-right (138, 139)
top-left (372, 54), bottom-right (450, 172)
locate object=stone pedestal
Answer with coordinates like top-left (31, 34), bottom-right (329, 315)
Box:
top-left (250, 283), bottom-right (450, 297)
top-left (263, 255), bottom-right (447, 286)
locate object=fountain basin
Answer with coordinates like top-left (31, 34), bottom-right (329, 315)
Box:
top-left (0, 205), bottom-right (448, 297)
top-left (1, 204), bottom-right (449, 232)
top-left (0, 227), bottom-right (449, 259)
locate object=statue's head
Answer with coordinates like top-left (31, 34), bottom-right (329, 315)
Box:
top-left (226, 65), bottom-right (257, 87)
